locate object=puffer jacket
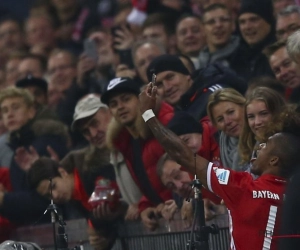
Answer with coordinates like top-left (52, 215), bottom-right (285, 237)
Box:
top-left (106, 102), bottom-right (174, 212)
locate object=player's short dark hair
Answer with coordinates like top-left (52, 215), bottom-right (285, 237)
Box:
top-left (272, 133), bottom-right (300, 177)
top-left (27, 157), bottom-right (61, 190)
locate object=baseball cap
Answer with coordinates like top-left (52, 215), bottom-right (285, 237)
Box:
top-left (71, 94), bottom-right (107, 131)
top-left (16, 75), bottom-right (48, 93)
top-left (101, 77), bottom-right (140, 105)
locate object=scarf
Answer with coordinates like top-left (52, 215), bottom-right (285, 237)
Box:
top-left (219, 132), bottom-right (247, 171)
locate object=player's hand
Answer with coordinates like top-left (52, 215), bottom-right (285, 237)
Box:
top-left (140, 207), bottom-right (159, 231)
top-left (139, 82), bottom-right (157, 114)
top-left (124, 203), bottom-right (140, 220)
top-left (161, 200), bottom-right (178, 221)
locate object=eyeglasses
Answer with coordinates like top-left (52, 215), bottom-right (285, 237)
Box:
top-left (203, 16), bottom-right (231, 26)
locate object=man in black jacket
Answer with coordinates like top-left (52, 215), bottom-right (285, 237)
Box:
top-left (146, 54), bottom-right (247, 120)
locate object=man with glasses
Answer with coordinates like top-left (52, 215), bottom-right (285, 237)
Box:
top-left (276, 5), bottom-right (300, 41)
top-left (198, 3), bottom-right (238, 69)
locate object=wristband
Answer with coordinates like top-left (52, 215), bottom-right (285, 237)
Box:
top-left (142, 109), bottom-right (155, 122)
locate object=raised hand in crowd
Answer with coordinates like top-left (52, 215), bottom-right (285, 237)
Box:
top-left (124, 203), bottom-right (140, 221)
top-left (14, 145), bottom-right (59, 172)
top-left (77, 53), bottom-right (97, 87)
top-left (140, 206), bottom-right (161, 231)
top-left (92, 202), bottom-right (126, 221)
top-left (112, 24), bottom-right (135, 51)
top-left (161, 200), bottom-right (178, 221)
top-left (181, 200), bottom-right (194, 228)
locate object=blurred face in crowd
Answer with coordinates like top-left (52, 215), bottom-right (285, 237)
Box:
top-left (211, 101), bottom-right (244, 137)
top-left (176, 17), bottom-right (205, 57)
top-left (78, 108), bottom-right (111, 149)
top-left (142, 25), bottom-right (169, 49)
top-left (134, 43), bottom-right (164, 84)
top-left (18, 58), bottom-right (45, 79)
top-left (273, 0), bottom-right (296, 15)
top-left (47, 52), bottom-right (77, 92)
top-left (276, 13), bottom-right (300, 41)
top-left (269, 46), bottom-right (300, 89)
top-left (25, 16), bottom-right (56, 49)
top-left (0, 97), bottom-right (35, 132)
top-left (238, 13), bottom-right (271, 47)
top-left (155, 71), bottom-right (192, 105)
top-left (0, 20), bottom-right (23, 54)
top-left (108, 93), bottom-right (139, 127)
top-left (161, 159), bottom-right (192, 198)
top-left (246, 100), bottom-right (272, 138)
top-left (203, 8), bottom-right (234, 52)
top-left (5, 58), bottom-right (22, 86)
top-left (179, 133), bottom-right (203, 154)
top-left (37, 169), bottom-right (74, 204)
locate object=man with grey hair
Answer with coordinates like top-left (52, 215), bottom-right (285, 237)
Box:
top-left (276, 5), bottom-right (300, 41)
top-left (131, 40), bottom-right (166, 85)
top-left (287, 29), bottom-right (300, 63)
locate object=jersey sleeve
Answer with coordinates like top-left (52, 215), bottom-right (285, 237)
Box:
top-left (206, 163), bottom-right (253, 209)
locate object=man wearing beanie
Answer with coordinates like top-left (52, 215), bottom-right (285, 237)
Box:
top-left (229, 0), bottom-right (275, 81)
top-left (101, 77), bottom-right (174, 231)
top-left (146, 54), bottom-right (247, 121)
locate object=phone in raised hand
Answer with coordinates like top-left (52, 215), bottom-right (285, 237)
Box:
top-left (151, 73), bottom-right (157, 87)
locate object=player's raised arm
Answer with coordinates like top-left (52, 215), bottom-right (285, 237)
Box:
top-left (139, 83), bottom-right (210, 187)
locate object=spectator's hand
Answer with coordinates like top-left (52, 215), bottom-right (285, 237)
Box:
top-left (46, 146), bottom-right (60, 162)
top-left (92, 203), bottom-right (121, 221)
top-left (139, 82), bottom-right (157, 114)
top-left (15, 146), bottom-right (39, 172)
top-left (140, 207), bottom-right (159, 231)
top-left (115, 64), bottom-right (136, 79)
top-left (125, 203), bottom-right (139, 221)
top-left (87, 226), bottom-right (111, 250)
top-left (204, 198), bottom-right (217, 221)
top-left (161, 200), bottom-right (178, 221)
top-left (113, 24), bottom-right (135, 51)
top-left (181, 200), bottom-right (193, 228)
top-left (77, 53), bottom-right (97, 87)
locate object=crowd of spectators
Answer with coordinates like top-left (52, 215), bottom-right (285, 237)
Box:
top-left (0, 0), bottom-right (300, 249)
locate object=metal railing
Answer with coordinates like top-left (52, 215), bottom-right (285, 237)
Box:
top-left (10, 214), bottom-right (229, 250)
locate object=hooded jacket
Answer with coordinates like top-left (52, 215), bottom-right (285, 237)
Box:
top-left (106, 102), bottom-right (174, 212)
top-left (178, 63), bottom-right (247, 121)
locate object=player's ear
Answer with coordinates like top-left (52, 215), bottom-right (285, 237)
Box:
top-left (270, 156), bottom-right (279, 167)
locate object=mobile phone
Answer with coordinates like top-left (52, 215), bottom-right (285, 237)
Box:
top-left (151, 73), bottom-right (157, 86)
top-left (83, 39), bottom-right (98, 61)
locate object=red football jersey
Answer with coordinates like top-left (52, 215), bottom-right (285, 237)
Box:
top-left (206, 163), bottom-right (286, 250)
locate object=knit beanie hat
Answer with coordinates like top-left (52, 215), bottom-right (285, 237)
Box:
top-left (167, 111), bottom-right (203, 136)
top-left (239, 0), bottom-right (274, 26)
top-left (146, 54), bottom-right (190, 82)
